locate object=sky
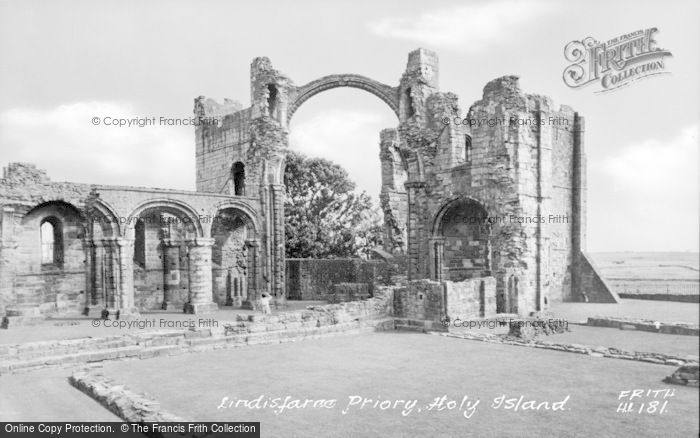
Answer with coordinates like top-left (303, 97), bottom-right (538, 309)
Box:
top-left (0, 0), bottom-right (698, 252)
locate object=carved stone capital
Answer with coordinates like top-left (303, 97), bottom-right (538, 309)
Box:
top-left (186, 237), bottom-right (215, 247)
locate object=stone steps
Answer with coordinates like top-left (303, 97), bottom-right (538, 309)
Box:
top-left (394, 318), bottom-right (446, 332)
top-left (0, 317), bottom-right (395, 375)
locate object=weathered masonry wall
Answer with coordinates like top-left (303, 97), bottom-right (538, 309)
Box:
top-left (421, 76), bottom-right (584, 309)
top-left (393, 280), bottom-right (446, 330)
top-left (392, 278), bottom-right (497, 330)
top-left (379, 128), bottom-right (408, 254)
top-left (445, 277), bottom-right (497, 320)
top-left (0, 164), bottom-right (92, 317)
top-left (0, 162), bottom-right (264, 323)
top-left (285, 259), bottom-right (390, 301)
top-left (398, 74), bottom-right (618, 314)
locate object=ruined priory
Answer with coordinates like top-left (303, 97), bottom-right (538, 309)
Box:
top-left (0, 49), bottom-right (617, 327)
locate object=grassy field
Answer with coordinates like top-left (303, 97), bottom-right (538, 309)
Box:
top-left (590, 252), bottom-right (699, 297)
top-left (550, 300), bottom-right (699, 324)
top-left (590, 252), bottom-right (699, 279)
top-left (99, 332), bottom-right (699, 438)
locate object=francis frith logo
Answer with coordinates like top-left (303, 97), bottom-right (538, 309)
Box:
top-left (563, 28), bottom-right (672, 93)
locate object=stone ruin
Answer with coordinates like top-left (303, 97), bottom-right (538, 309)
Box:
top-left (0, 48), bottom-right (618, 327)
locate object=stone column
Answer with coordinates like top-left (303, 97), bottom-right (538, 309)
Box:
top-left (0, 242), bottom-right (18, 317)
top-left (0, 207), bottom-right (17, 317)
top-left (100, 238), bottom-right (116, 311)
top-left (428, 237), bottom-right (445, 281)
top-left (242, 239), bottom-right (259, 309)
top-left (270, 184), bottom-right (286, 305)
top-left (161, 239), bottom-right (181, 310)
top-left (225, 268), bottom-right (236, 307)
top-left (81, 237), bottom-right (99, 316)
top-left (483, 223), bottom-right (493, 276)
top-left (404, 180), bottom-right (426, 280)
top-left (184, 237), bottom-right (217, 314)
top-left (114, 237), bottom-right (139, 318)
top-left (99, 238), bottom-right (120, 318)
top-left (485, 237), bottom-right (493, 275)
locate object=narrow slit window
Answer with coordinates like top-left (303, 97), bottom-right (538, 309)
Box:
top-left (465, 135), bottom-right (472, 162)
top-left (405, 87), bottom-right (415, 118)
top-left (233, 162), bottom-right (245, 196)
top-left (267, 84), bottom-right (278, 118)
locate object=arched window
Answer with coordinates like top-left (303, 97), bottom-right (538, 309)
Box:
top-left (232, 162), bottom-right (245, 196)
top-left (436, 199), bottom-right (489, 281)
top-left (465, 135), bottom-right (472, 162)
top-left (40, 217), bottom-right (62, 265)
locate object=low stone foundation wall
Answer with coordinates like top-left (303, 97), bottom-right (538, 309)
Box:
top-left (618, 293), bottom-right (699, 303)
top-left (0, 287), bottom-right (396, 375)
top-left (508, 318), bottom-right (570, 339)
top-left (442, 332), bottom-right (699, 367)
top-left (392, 278), bottom-right (496, 330)
top-left (392, 280), bottom-right (444, 328)
top-left (587, 317), bottom-right (699, 336)
top-left (70, 368), bottom-right (187, 422)
top-left (445, 277), bottom-right (496, 318)
top-left (327, 283), bottom-right (371, 303)
top-left (5, 285), bottom-right (697, 376)
top-left (285, 259), bottom-right (389, 300)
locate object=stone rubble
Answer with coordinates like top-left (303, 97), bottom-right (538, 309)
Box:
top-left (663, 365), bottom-right (700, 386)
top-left (70, 368), bottom-right (189, 423)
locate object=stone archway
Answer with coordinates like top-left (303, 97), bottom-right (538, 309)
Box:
top-left (122, 200), bottom-right (211, 313)
top-left (15, 201), bottom-right (87, 315)
top-left (210, 205), bottom-right (260, 309)
top-left (283, 75), bottom-right (408, 256)
top-left (509, 275), bottom-right (519, 314)
top-left (431, 197), bottom-right (492, 282)
top-left (84, 198), bottom-right (121, 314)
top-left (287, 74), bottom-right (400, 123)
top-left (193, 49), bottom-right (440, 299)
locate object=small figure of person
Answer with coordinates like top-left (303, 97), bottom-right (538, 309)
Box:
top-left (260, 293), bottom-right (272, 315)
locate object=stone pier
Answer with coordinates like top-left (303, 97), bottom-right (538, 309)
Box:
top-left (184, 238), bottom-right (218, 314)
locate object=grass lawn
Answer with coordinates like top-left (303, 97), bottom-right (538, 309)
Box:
top-left (100, 332), bottom-right (699, 438)
top-left (544, 325), bottom-right (699, 357)
top-left (0, 368), bottom-right (120, 421)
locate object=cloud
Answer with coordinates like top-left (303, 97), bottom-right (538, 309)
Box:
top-left (0, 102), bottom-right (194, 190)
top-left (0, 103), bottom-right (389, 204)
top-left (602, 125), bottom-right (698, 197)
top-left (589, 124), bottom-right (699, 251)
top-left (290, 109), bottom-right (386, 201)
top-left (368, 0), bottom-right (552, 52)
